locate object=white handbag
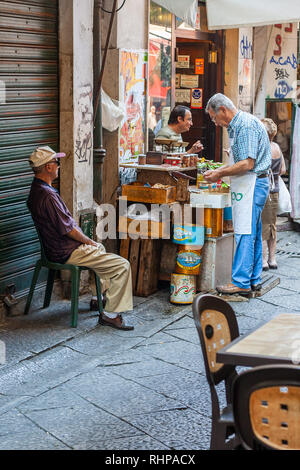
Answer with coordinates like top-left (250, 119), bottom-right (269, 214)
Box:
top-left (277, 176), bottom-right (292, 214)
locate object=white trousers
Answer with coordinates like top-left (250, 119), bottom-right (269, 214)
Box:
top-left (66, 243), bottom-right (133, 313)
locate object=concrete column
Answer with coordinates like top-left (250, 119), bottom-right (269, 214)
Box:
top-left (59, 0), bottom-right (94, 219)
top-left (100, 0), bottom-right (149, 207)
top-left (59, 0), bottom-right (94, 296)
top-left (223, 29), bottom-right (239, 161)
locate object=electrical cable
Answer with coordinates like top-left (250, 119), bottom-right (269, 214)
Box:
top-left (100, 0), bottom-right (126, 14)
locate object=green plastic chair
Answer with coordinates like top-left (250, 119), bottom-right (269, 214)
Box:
top-left (24, 228), bottom-right (103, 328)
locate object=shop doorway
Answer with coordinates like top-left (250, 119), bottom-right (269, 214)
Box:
top-left (174, 38), bottom-right (220, 160)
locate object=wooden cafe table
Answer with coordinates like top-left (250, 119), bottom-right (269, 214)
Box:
top-left (216, 313), bottom-right (300, 368)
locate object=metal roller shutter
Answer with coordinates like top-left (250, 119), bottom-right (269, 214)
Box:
top-left (0, 0), bottom-right (59, 298)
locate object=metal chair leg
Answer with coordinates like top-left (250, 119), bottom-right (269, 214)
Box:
top-left (94, 272), bottom-right (103, 314)
top-left (24, 260), bottom-right (42, 315)
top-left (70, 268), bottom-right (80, 328)
top-left (43, 269), bottom-right (56, 309)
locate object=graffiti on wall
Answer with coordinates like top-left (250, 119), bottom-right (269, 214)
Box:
top-left (75, 84), bottom-right (93, 164)
top-left (266, 23), bottom-right (297, 100)
top-left (238, 28), bottom-right (253, 112)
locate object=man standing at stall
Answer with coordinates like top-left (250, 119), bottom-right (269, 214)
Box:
top-left (155, 105), bottom-right (204, 154)
top-left (203, 93), bottom-right (271, 295)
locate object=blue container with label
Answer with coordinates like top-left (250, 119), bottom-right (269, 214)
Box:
top-left (172, 224), bottom-right (205, 247)
top-left (223, 206), bottom-right (232, 221)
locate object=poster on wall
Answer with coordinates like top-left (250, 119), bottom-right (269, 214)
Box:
top-left (238, 28), bottom-right (253, 112)
top-left (119, 50), bottom-right (147, 163)
top-left (191, 88), bottom-right (203, 109)
top-left (195, 58), bottom-right (204, 75)
top-left (265, 23), bottom-right (297, 100)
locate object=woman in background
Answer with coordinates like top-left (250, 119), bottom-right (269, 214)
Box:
top-left (261, 118), bottom-right (286, 270)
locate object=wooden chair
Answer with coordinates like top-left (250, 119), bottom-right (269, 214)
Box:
top-left (232, 364), bottom-right (300, 450)
top-left (192, 293), bottom-right (240, 450)
top-left (24, 227), bottom-right (103, 328)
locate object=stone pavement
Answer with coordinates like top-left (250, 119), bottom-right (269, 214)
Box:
top-left (0, 229), bottom-right (299, 450)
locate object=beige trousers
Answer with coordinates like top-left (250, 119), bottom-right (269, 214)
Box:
top-left (66, 243), bottom-right (133, 313)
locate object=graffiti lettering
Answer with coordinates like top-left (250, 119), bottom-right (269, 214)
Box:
top-left (240, 35), bottom-right (253, 59)
top-left (273, 34), bottom-right (282, 56)
top-left (274, 80), bottom-right (293, 99)
top-left (75, 84), bottom-right (93, 164)
top-left (285, 23), bottom-right (293, 33)
top-left (270, 54), bottom-right (297, 69)
top-left (274, 68), bottom-right (290, 80)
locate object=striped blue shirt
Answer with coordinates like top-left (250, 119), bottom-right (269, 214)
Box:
top-left (227, 111), bottom-right (271, 175)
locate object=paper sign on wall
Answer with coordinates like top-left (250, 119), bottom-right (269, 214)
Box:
top-left (180, 74), bottom-right (199, 88)
top-left (175, 89), bottom-right (191, 103)
top-left (191, 88), bottom-right (203, 108)
top-left (195, 58), bottom-right (204, 74)
top-left (177, 55), bottom-right (190, 68)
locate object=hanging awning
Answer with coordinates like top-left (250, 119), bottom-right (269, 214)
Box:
top-left (152, 0), bottom-right (198, 28)
top-left (206, 0), bottom-right (300, 30)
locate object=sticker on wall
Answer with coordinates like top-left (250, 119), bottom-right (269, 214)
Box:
top-left (195, 58), bottom-right (204, 75)
top-left (191, 88), bottom-right (203, 109)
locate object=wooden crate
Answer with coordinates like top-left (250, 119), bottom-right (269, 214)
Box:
top-left (119, 216), bottom-right (169, 239)
top-left (136, 170), bottom-right (192, 203)
top-left (120, 238), bottom-right (162, 297)
top-left (146, 151), bottom-right (164, 165)
top-left (122, 182), bottom-right (176, 204)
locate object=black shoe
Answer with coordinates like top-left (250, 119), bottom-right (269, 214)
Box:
top-left (251, 284), bottom-right (262, 292)
top-left (268, 262), bottom-right (278, 270)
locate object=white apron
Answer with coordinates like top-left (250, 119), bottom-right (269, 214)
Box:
top-left (229, 140), bottom-right (257, 235)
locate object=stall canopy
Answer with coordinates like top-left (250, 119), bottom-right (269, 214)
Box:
top-left (206, 0), bottom-right (300, 30)
top-left (152, 0), bottom-right (198, 28)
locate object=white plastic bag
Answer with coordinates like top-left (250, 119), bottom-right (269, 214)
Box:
top-left (277, 176), bottom-right (292, 214)
top-left (101, 89), bottom-right (125, 132)
top-left (152, 0), bottom-right (198, 28)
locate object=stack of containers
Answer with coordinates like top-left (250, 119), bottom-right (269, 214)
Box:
top-left (170, 223), bottom-right (205, 304)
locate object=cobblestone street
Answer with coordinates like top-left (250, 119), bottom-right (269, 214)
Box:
top-left (0, 229), bottom-right (299, 451)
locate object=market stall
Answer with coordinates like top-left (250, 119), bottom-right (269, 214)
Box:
top-left (118, 139), bottom-right (234, 303)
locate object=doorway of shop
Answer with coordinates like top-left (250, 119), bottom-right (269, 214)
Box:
top-left (174, 38), bottom-right (221, 161)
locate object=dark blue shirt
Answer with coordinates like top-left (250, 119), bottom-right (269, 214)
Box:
top-left (27, 178), bottom-right (82, 263)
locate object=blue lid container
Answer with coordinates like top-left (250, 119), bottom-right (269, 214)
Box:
top-left (173, 224), bottom-right (205, 247)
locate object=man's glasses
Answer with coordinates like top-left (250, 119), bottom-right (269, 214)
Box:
top-left (49, 159), bottom-right (60, 167)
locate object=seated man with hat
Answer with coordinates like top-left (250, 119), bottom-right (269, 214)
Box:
top-left (27, 146), bottom-right (134, 330)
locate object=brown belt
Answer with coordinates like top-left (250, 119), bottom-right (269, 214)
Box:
top-left (257, 173), bottom-right (268, 179)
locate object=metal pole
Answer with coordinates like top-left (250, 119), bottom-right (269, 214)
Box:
top-left (93, 0), bottom-right (118, 123)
